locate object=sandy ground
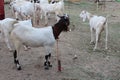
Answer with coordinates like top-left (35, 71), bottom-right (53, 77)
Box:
top-left (0, 0), bottom-right (120, 80)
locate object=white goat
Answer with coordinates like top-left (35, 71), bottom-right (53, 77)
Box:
top-left (10, 14), bottom-right (70, 70)
top-left (0, 18), bottom-right (18, 51)
top-left (40, 0), bottom-right (64, 25)
top-left (80, 10), bottom-right (108, 51)
top-left (10, 0), bottom-right (38, 20)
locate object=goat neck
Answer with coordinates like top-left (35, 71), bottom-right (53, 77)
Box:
top-left (52, 23), bottom-right (67, 39)
top-left (86, 12), bottom-right (92, 21)
top-left (52, 25), bottom-right (62, 39)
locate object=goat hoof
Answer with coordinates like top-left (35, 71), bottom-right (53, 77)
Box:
top-left (44, 62), bottom-right (47, 66)
top-left (44, 66), bottom-right (49, 70)
top-left (93, 48), bottom-right (96, 51)
top-left (48, 62), bottom-right (52, 67)
top-left (24, 46), bottom-right (31, 51)
top-left (49, 64), bottom-right (52, 67)
top-left (90, 41), bottom-right (95, 45)
top-left (17, 66), bottom-right (22, 70)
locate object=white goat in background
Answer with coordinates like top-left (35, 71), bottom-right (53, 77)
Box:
top-left (80, 10), bottom-right (108, 51)
top-left (10, 14), bottom-right (70, 70)
top-left (10, 0), bottom-right (38, 20)
top-left (40, 0), bottom-right (64, 25)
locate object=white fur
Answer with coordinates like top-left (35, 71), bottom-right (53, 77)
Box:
top-left (10, 0), bottom-right (39, 20)
top-left (0, 18), bottom-right (33, 51)
top-left (0, 18), bottom-right (18, 51)
top-left (40, 0), bottom-right (64, 25)
top-left (10, 20), bottom-right (55, 53)
top-left (80, 10), bottom-right (108, 51)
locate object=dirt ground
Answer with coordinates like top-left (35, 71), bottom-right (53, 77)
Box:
top-left (0, 0), bottom-right (120, 80)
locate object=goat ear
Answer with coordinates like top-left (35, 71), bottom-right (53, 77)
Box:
top-left (57, 15), bottom-right (62, 18)
top-left (57, 15), bottom-right (61, 18)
